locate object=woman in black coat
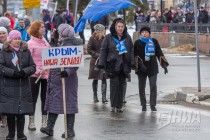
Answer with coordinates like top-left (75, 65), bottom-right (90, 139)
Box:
top-left (134, 26), bottom-right (169, 112)
top-left (0, 30), bottom-right (36, 140)
top-left (98, 18), bottom-right (135, 112)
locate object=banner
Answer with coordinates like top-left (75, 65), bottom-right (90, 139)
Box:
top-left (41, 0), bottom-right (49, 9)
top-left (42, 46), bottom-right (84, 69)
top-left (24, 0), bottom-right (40, 8)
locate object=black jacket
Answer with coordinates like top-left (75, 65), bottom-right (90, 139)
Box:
top-left (98, 18), bottom-right (134, 77)
top-left (134, 38), bottom-right (168, 76)
top-left (0, 42), bottom-right (36, 114)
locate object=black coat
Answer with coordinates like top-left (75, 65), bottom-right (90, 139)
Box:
top-left (98, 18), bottom-right (135, 77)
top-left (134, 38), bottom-right (166, 76)
top-left (0, 42), bottom-right (36, 114)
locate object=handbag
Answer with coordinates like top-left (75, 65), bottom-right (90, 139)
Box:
top-left (135, 56), bottom-right (147, 73)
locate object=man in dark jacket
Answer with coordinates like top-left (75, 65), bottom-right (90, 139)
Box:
top-left (98, 18), bottom-right (135, 112)
top-left (52, 9), bottom-right (64, 45)
top-left (186, 8), bottom-right (195, 32)
top-left (198, 7), bottom-right (208, 23)
top-left (90, 15), bottom-right (109, 34)
top-left (134, 26), bottom-right (169, 111)
top-left (42, 9), bottom-right (51, 42)
top-left (164, 8), bottom-right (172, 23)
top-left (198, 7), bottom-right (208, 33)
top-left (134, 7), bottom-right (143, 31)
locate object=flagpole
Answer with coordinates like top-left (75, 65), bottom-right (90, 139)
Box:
top-left (61, 67), bottom-right (68, 138)
top-left (74, 0), bottom-right (79, 26)
top-left (51, 1), bottom-right (58, 23)
top-left (66, 0), bottom-right (70, 11)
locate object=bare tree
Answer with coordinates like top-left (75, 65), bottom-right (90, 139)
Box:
top-left (2, 0), bottom-right (7, 14)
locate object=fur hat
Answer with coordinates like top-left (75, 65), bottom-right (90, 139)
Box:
top-left (8, 30), bottom-right (21, 42)
top-left (58, 24), bottom-right (75, 37)
top-left (140, 26), bottom-right (151, 34)
top-left (0, 17), bottom-right (11, 27)
top-left (94, 24), bottom-right (105, 32)
top-left (0, 27), bottom-right (8, 35)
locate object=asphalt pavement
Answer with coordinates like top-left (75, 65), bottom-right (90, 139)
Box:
top-left (1, 51), bottom-right (210, 140)
top-left (1, 27), bottom-right (210, 139)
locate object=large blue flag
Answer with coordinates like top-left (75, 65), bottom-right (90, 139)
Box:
top-left (74, 0), bottom-right (137, 32)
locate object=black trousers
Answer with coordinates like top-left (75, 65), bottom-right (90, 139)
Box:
top-left (79, 31), bottom-right (85, 44)
top-left (7, 114), bottom-right (25, 136)
top-left (110, 72), bottom-right (126, 108)
top-left (93, 79), bottom-right (107, 85)
top-left (137, 73), bottom-right (157, 106)
top-left (30, 77), bottom-right (47, 115)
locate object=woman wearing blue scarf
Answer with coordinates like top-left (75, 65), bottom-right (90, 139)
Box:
top-left (98, 18), bottom-right (135, 112)
top-left (134, 26), bottom-right (169, 111)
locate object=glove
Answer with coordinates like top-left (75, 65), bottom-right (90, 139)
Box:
top-left (164, 67), bottom-right (168, 74)
top-left (18, 70), bottom-right (25, 78)
top-left (13, 71), bottom-right (21, 79)
top-left (97, 65), bottom-right (104, 69)
top-left (61, 70), bottom-right (68, 78)
top-left (131, 64), bottom-right (136, 70)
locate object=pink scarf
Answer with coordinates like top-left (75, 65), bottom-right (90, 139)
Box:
top-left (11, 45), bottom-right (19, 51)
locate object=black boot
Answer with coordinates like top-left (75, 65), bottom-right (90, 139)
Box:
top-left (16, 115), bottom-right (27, 140)
top-left (122, 82), bottom-right (127, 103)
top-left (92, 81), bottom-right (99, 102)
top-left (40, 113), bottom-right (58, 136)
top-left (151, 105), bottom-right (157, 111)
top-left (142, 105), bottom-right (147, 111)
top-left (6, 115), bottom-right (15, 140)
top-left (61, 114), bottom-right (75, 138)
top-left (101, 83), bottom-right (108, 103)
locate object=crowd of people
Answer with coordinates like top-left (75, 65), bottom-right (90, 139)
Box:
top-left (134, 6), bottom-right (209, 31)
top-left (0, 8), bottom-right (169, 140)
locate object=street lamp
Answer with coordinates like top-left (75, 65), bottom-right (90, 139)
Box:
top-left (193, 0), bottom-right (201, 92)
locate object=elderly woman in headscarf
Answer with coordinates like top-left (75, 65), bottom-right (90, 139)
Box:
top-left (87, 24), bottom-right (108, 103)
top-left (40, 24), bottom-right (83, 138)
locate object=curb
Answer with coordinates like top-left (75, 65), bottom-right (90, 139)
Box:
top-left (174, 88), bottom-right (210, 107)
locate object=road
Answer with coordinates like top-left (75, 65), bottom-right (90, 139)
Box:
top-left (1, 47), bottom-right (210, 140)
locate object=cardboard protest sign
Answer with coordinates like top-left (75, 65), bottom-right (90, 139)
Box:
top-left (42, 46), bottom-right (84, 69)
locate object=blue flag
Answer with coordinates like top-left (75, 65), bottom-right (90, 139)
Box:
top-left (74, 0), bottom-right (137, 32)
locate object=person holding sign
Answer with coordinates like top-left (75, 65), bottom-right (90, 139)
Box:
top-left (87, 24), bottom-right (108, 103)
top-left (27, 21), bottom-right (51, 130)
top-left (98, 18), bottom-right (135, 112)
top-left (134, 26), bottom-right (169, 111)
top-left (40, 24), bottom-right (83, 138)
top-left (0, 30), bottom-right (36, 140)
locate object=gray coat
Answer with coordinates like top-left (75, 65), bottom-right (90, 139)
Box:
top-left (45, 37), bottom-right (83, 114)
top-left (0, 42), bottom-right (36, 114)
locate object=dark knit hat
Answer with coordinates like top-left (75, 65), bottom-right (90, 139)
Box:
top-left (140, 26), bottom-right (151, 34)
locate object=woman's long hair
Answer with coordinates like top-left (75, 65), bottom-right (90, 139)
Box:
top-left (28, 21), bottom-right (44, 39)
top-left (92, 30), bottom-right (105, 40)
